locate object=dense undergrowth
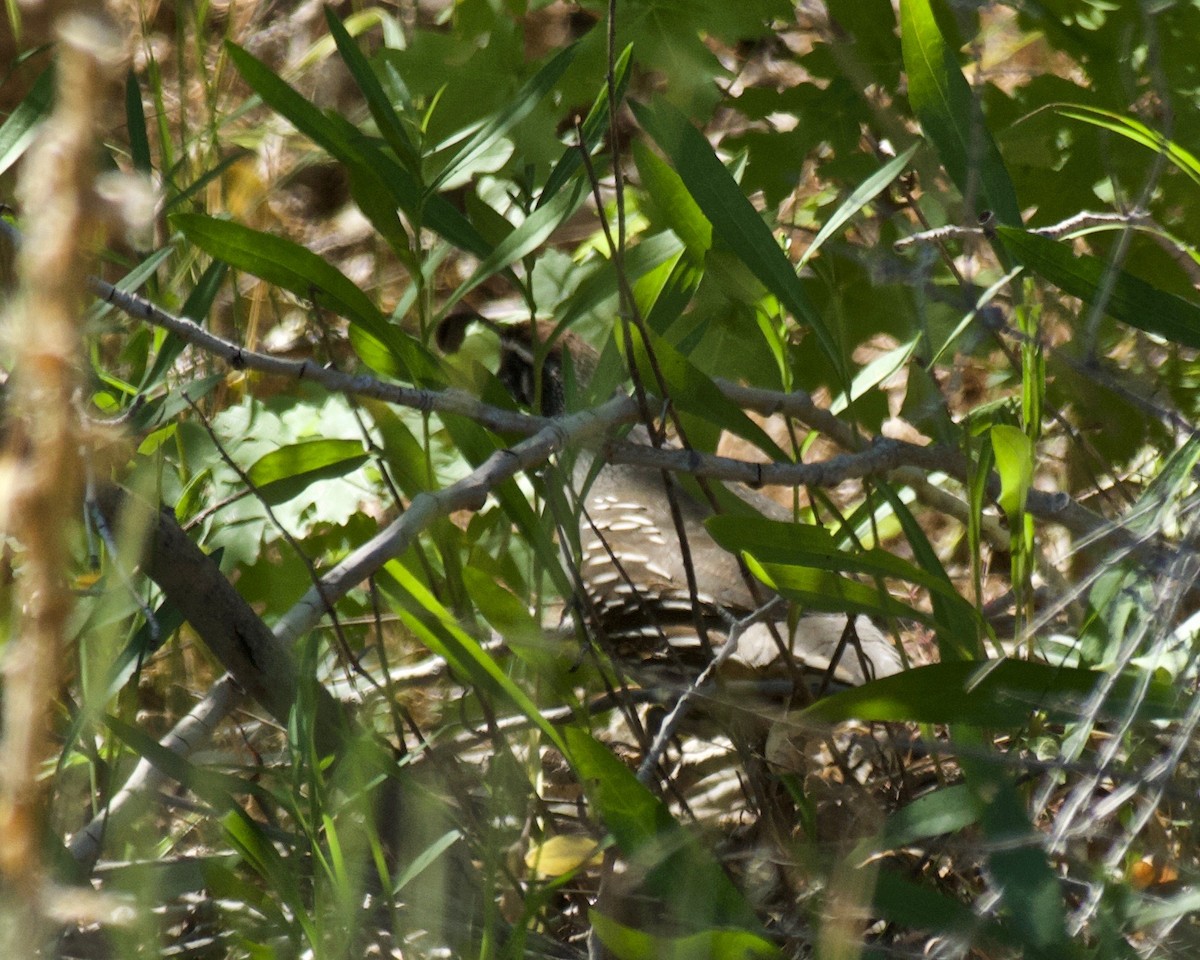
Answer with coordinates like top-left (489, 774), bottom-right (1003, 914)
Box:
top-left (1, 1), bottom-right (1200, 957)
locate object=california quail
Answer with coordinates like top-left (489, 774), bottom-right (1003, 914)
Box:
top-left (439, 315), bottom-right (903, 693)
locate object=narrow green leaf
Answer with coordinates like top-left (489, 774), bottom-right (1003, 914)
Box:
top-left (633, 140), bottom-right (712, 259)
top-left (1125, 434), bottom-right (1200, 538)
top-left (996, 225), bottom-right (1200, 348)
top-left (708, 515), bottom-right (977, 614)
top-left (173, 213), bottom-right (386, 335)
top-left (140, 261), bottom-right (228, 391)
top-left (800, 142), bottom-right (919, 267)
top-left (0, 65), bottom-right (52, 177)
top-left (324, 7), bottom-right (420, 173)
top-left (900, 0), bottom-right (1021, 225)
top-left (874, 869), bottom-right (1015, 950)
top-left (631, 99), bottom-right (842, 371)
top-left (85, 246), bottom-right (174, 325)
top-left (104, 715), bottom-right (266, 811)
top-left (428, 42), bottom-right (578, 195)
top-left (623, 327), bottom-right (788, 461)
top-left (959, 747), bottom-right (1074, 958)
top-left (798, 659), bottom-right (1179, 726)
top-left (540, 44), bottom-right (632, 206)
top-left (161, 151), bottom-right (250, 213)
top-left (246, 438), bottom-right (368, 502)
top-left (557, 231), bottom-right (685, 332)
top-left (746, 555), bottom-right (933, 625)
top-left (224, 42), bottom-right (412, 254)
top-left (1056, 103), bottom-right (1200, 187)
top-left (870, 784), bottom-right (983, 855)
top-left (442, 178), bottom-right (588, 313)
top-left (392, 829), bottom-right (464, 895)
top-left (175, 213), bottom-right (439, 381)
top-left (383, 560), bottom-right (567, 754)
top-left (590, 913), bottom-right (778, 960)
top-left (877, 482), bottom-right (984, 661)
top-left (125, 70), bottom-right (151, 172)
top-left (225, 42), bottom-right (490, 260)
top-left (990, 423), bottom-right (1032, 517)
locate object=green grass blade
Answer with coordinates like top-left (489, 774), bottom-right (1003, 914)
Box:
top-left (383, 560), bottom-right (568, 755)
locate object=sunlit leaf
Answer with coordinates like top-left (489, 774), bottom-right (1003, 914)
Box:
top-left (900, 0), bottom-right (1021, 225)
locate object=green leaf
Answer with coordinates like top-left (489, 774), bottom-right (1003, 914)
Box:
top-left (85, 245), bottom-right (175, 325)
top-left (708, 515), bottom-right (977, 616)
top-left (173, 213), bottom-right (383, 333)
top-left (428, 42), bottom-right (577, 195)
top-left (442, 178), bottom-right (588, 313)
top-left (564, 728), bottom-right (763, 934)
top-left (324, 7), bottom-right (420, 173)
top-left (800, 142), bottom-right (919, 267)
top-left (125, 70), bottom-right (151, 172)
top-left (877, 483), bottom-right (984, 662)
top-left (745, 555), bottom-right (933, 625)
top-left (0, 65), bottom-right (52, 177)
top-left (171, 213), bottom-right (435, 381)
top-left (103, 715), bottom-right (267, 812)
top-left (996, 225), bottom-right (1200, 348)
top-left (590, 913), bottom-right (778, 960)
top-left (869, 784), bottom-right (983, 855)
top-left (382, 560), bottom-right (567, 755)
top-left (392, 829), bottom-right (464, 896)
top-left (225, 42), bottom-right (490, 260)
top-left (990, 423), bottom-right (1033, 517)
top-left (874, 869), bottom-right (1015, 951)
top-left (959, 744), bottom-right (1074, 959)
top-left (1125, 433), bottom-right (1200, 539)
top-left (222, 806), bottom-right (315, 943)
top-left (441, 414), bottom-right (574, 603)
top-left (622, 327), bottom-right (788, 461)
top-left (540, 44), bottom-right (632, 206)
top-left (1056, 103), bottom-right (1200, 187)
top-left (140, 261), bottom-right (228, 392)
top-left (798, 659), bottom-right (1180, 726)
top-left (224, 42), bottom-right (413, 256)
top-left (633, 140), bottom-right (712, 260)
top-left (900, 0), bottom-right (1021, 225)
top-left (245, 438), bottom-right (369, 504)
top-left (557, 231), bottom-right (685, 332)
top-left (631, 98), bottom-right (842, 372)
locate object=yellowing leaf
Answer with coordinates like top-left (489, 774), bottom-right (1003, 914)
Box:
top-left (525, 835), bottom-right (604, 878)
